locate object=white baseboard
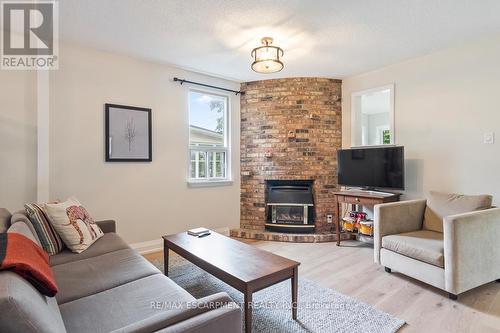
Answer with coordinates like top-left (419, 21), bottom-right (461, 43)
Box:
top-left (130, 227), bottom-right (231, 255)
top-left (130, 239), bottom-right (163, 254)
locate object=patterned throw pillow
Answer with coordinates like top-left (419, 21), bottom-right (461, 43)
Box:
top-left (24, 203), bottom-right (65, 255)
top-left (44, 198), bottom-right (104, 253)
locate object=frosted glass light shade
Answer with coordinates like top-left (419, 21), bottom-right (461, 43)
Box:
top-left (251, 38), bottom-right (284, 73)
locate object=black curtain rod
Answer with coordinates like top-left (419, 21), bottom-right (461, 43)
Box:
top-left (173, 77), bottom-right (244, 95)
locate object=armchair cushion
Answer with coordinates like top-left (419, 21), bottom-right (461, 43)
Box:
top-left (382, 230), bottom-right (444, 267)
top-left (423, 191), bottom-right (492, 233)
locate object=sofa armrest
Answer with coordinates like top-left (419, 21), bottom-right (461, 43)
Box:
top-left (374, 199), bottom-right (427, 263)
top-left (96, 219), bottom-right (116, 233)
top-left (444, 208), bottom-right (500, 294)
top-left (110, 292), bottom-right (241, 333)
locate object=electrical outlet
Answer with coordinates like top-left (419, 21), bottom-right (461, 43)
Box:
top-left (484, 132), bottom-right (495, 144)
top-left (327, 214), bottom-right (333, 224)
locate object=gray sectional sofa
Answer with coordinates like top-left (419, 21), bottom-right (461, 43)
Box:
top-left (0, 208), bottom-right (242, 333)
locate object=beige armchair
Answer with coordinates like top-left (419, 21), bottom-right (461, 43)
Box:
top-left (374, 192), bottom-right (500, 300)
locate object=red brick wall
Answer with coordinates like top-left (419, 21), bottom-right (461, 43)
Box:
top-left (240, 77), bottom-right (342, 233)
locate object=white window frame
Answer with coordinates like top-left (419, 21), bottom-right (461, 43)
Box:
top-left (187, 88), bottom-right (232, 186)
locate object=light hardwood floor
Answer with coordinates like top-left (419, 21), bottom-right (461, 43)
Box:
top-left (144, 238), bottom-right (500, 333)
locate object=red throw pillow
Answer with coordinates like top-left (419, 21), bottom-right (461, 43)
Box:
top-left (0, 232), bottom-right (58, 296)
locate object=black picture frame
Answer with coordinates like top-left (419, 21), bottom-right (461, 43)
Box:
top-left (105, 103), bottom-right (152, 162)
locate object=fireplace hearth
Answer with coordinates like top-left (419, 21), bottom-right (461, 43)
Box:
top-left (265, 180), bottom-right (315, 233)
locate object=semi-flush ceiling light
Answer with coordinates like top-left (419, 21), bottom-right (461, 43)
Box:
top-left (251, 37), bottom-right (284, 73)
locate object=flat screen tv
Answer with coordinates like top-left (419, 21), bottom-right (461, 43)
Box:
top-left (337, 146), bottom-right (404, 190)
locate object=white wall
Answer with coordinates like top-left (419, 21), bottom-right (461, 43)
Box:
top-left (0, 70), bottom-right (37, 211)
top-left (342, 35), bottom-right (500, 204)
top-left (49, 44), bottom-right (240, 245)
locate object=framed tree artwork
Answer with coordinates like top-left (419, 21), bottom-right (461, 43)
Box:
top-left (105, 104), bottom-right (152, 162)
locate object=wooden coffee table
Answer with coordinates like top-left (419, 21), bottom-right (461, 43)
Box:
top-left (163, 231), bottom-right (300, 333)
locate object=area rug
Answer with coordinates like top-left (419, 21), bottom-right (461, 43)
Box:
top-left (149, 255), bottom-right (405, 333)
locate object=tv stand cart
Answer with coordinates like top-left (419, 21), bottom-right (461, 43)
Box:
top-left (333, 190), bottom-right (401, 246)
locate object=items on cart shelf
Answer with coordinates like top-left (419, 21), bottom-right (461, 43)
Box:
top-left (342, 217), bottom-right (356, 232)
top-left (359, 220), bottom-right (374, 236)
top-left (342, 210), bottom-right (373, 236)
top-left (350, 211), bottom-right (367, 220)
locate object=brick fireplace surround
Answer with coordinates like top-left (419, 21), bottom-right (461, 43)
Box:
top-left (230, 78), bottom-right (346, 242)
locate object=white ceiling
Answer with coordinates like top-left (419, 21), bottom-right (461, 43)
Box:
top-left (59, 0), bottom-right (500, 82)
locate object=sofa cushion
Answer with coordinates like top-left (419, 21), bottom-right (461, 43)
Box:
top-left (44, 198), bottom-right (104, 253)
top-left (382, 230), bottom-right (444, 267)
top-left (53, 248), bottom-right (161, 304)
top-left (50, 232), bottom-right (129, 266)
top-left (25, 203), bottom-right (65, 255)
top-left (0, 271), bottom-right (67, 333)
top-left (0, 208), bottom-right (11, 233)
top-left (423, 191), bottom-right (492, 233)
top-left (59, 274), bottom-right (195, 333)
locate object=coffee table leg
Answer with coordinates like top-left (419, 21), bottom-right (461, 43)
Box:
top-left (244, 289), bottom-right (252, 333)
top-left (292, 266), bottom-right (298, 320)
top-left (163, 239), bottom-right (169, 277)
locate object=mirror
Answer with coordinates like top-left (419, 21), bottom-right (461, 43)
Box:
top-left (351, 84), bottom-right (394, 147)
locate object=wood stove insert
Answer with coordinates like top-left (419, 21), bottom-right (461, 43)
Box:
top-left (265, 180), bottom-right (315, 233)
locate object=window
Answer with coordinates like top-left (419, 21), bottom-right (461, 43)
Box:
top-left (188, 90), bottom-right (230, 183)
